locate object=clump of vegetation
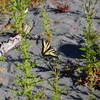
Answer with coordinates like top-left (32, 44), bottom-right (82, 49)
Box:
top-left (41, 6), bottom-right (53, 39)
top-left (0, 56), bottom-right (5, 61)
top-left (0, 0), bottom-right (11, 13)
top-left (0, 0), bottom-right (31, 35)
top-left (12, 37), bottom-right (44, 100)
top-left (49, 66), bottom-right (62, 100)
top-left (47, 61), bottom-right (69, 100)
top-left (77, 0), bottom-right (100, 90)
top-left (3, 0), bottom-right (45, 100)
top-left (7, 0), bottom-right (32, 35)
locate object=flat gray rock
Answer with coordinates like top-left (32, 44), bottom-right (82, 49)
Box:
top-left (0, 0), bottom-right (100, 100)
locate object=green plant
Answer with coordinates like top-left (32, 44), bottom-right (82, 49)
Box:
top-left (7, 0), bottom-right (32, 35)
top-left (47, 61), bottom-right (68, 100)
top-left (51, 69), bottom-right (61, 100)
top-left (0, 0), bottom-right (11, 13)
top-left (0, 56), bottom-right (5, 61)
top-left (79, 0), bottom-right (100, 89)
top-left (88, 87), bottom-right (97, 100)
top-left (88, 93), bottom-right (97, 100)
top-left (12, 37), bottom-right (45, 100)
top-left (41, 6), bottom-right (53, 39)
top-left (6, 1), bottom-right (45, 99)
top-left (47, 64), bottom-right (61, 100)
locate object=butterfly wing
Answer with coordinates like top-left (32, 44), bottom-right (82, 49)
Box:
top-left (45, 48), bottom-right (57, 57)
top-left (42, 39), bottom-right (51, 55)
top-left (42, 39), bottom-right (58, 58)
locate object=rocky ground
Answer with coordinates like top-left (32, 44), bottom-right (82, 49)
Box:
top-left (0, 0), bottom-right (100, 100)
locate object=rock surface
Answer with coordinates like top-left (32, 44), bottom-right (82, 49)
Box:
top-left (0, 0), bottom-right (100, 100)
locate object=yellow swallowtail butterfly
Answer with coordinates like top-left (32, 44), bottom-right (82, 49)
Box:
top-left (41, 39), bottom-right (58, 58)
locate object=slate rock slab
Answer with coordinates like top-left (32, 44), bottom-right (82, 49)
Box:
top-left (0, 0), bottom-right (100, 100)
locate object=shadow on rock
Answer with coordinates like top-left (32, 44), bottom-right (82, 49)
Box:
top-left (58, 44), bottom-right (84, 59)
top-left (34, 66), bottom-right (50, 72)
top-left (70, 95), bottom-right (83, 100)
top-left (6, 55), bottom-right (23, 63)
top-left (29, 8), bottom-right (41, 15)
